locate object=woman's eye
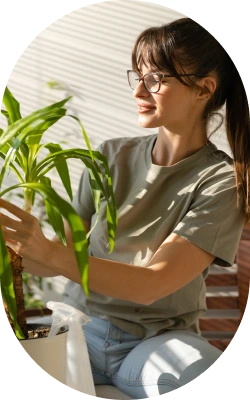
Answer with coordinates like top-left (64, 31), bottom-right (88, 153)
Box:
top-left (148, 74), bottom-right (160, 82)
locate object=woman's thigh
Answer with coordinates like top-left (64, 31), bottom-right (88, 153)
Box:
top-left (83, 316), bottom-right (141, 385)
top-left (113, 330), bottom-right (222, 398)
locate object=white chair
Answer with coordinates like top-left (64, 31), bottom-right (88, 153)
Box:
top-left (95, 385), bottom-right (131, 399)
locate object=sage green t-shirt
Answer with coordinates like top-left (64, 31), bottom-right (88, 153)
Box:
top-left (63, 134), bottom-right (245, 340)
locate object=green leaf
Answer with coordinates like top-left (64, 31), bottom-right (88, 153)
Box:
top-left (44, 143), bottom-right (73, 201)
top-left (27, 113), bottom-right (66, 165)
top-left (0, 96), bottom-right (71, 148)
top-left (92, 150), bottom-right (118, 229)
top-left (1, 110), bottom-right (11, 126)
top-left (0, 143), bottom-right (10, 155)
top-left (0, 228), bottom-right (25, 339)
top-left (9, 182), bottom-right (89, 295)
top-left (40, 176), bottom-right (67, 245)
top-left (0, 184), bottom-right (26, 197)
top-left (0, 152), bottom-right (24, 183)
top-left (0, 109), bottom-right (68, 190)
top-left (0, 141), bottom-right (23, 169)
top-left (19, 142), bottom-right (29, 159)
top-left (33, 148), bottom-right (117, 252)
top-left (69, 116), bottom-right (94, 161)
top-left (0, 147), bottom-right (18, 190)
top-left (3, 87), bottom-right (22, 124)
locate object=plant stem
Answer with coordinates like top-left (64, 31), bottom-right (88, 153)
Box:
top-left (7, 188), bottom-right (34, 338)
top-left (7, 246), bottom-right (28, 338)
top-left (23, 188), bottom-right (33, 213)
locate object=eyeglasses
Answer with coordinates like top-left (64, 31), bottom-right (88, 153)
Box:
top-left (127, 70), bottom-right (207, 93)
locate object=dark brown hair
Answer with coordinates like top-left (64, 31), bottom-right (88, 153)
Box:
top-left (132, 18), bottom-right (250, 223)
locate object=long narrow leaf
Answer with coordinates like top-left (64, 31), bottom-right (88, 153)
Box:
top-left (69, 115), bottom-right (94, 161)
top-left (8, 182), bottom-right (89, 295)
top-left (0, 143), bottom-right (23, 170)
top-left (0, 147), bottom-right (18, 190)
top-left (44, 143), bottom-right (73, 200)
top-left (0, 96), bottom-right (71, 148)
top-left (27, 113), bottom-right (67, 166)
top-left (3, 87), bottom-right (22, 123)
top-left (0, 227), bottom-right (25, 339)
top-left (36, 156), bottom-right (102, 238)
top-left (92, 150), bottom-right (118, 224)
top-left (34, 151), bottom-right (113, 216)
top-left (0, 184), bottom-right (28, 197)
top-left (33, 149), bottom-right (117, 251)
top-left (0, 110), bottom-right (67, 190)
top-left (39, 149), bottom-right (117, 224)
top-left (20, 142), bottom-right (29, 159)
top-left (0, 152), bottom-right (24, 183)
top-left (1, 110), bottom-right (11, 126)
top-left (40, 176), bottom-right (67, 245)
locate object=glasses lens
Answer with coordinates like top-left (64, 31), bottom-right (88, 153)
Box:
top-left (128, 71), bottom-right (140, 90)
top-left (144, 73), bottom-right (160, 93)
top-left (127, 71), bottom-right (161, 93)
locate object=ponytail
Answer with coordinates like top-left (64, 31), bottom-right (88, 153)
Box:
top-left (226, 68), bottom-right (250, 223)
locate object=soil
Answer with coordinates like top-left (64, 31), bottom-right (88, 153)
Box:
top-left (26, 324), bottom-right (68, 340)
top-left (28, 327), bottom-right (51, 339)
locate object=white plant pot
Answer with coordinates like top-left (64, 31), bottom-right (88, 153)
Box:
top-left (20, 323), bottom-right (68, 384)
top-left (20, 321), bottom-right (96, 396)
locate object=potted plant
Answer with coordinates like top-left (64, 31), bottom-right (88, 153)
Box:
top-left (0, 86), bottom-right (117, 383)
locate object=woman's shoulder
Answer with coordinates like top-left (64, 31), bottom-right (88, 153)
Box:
top-left (207, 140), bottom-right (234, 167)
top-left (97, 134), bottom-right (154, 158)
top-left (200, 140), bottom-right (235, 183)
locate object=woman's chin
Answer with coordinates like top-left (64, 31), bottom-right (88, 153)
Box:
top-left (138, 118), bottom-right (160, 129)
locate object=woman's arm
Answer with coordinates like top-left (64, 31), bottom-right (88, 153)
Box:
top-left (0, 199), bottom-right (152, 302)
top-left (0, 198), bottom-right (214, 305)
top-left (23, 219), bottom-right (92, 277)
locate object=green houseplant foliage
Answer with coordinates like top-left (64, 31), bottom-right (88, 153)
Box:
top-left (0, 87), bottom-right (118, 339)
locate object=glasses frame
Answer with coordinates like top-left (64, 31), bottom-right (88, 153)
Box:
top-left (127, 70), bottom-right (207, 93)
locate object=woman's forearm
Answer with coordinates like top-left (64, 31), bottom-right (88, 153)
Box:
top-left (22, 258), bottom-right (59, 277)
top-left (46, 239), bottom-right (153, 305)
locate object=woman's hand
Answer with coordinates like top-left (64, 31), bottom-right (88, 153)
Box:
top-left (0, 198), bottom-right (50, 265)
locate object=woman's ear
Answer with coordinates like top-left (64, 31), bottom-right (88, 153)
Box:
top-left (197, 75), bottom-right (217, 101)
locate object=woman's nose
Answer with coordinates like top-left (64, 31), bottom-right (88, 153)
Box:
top-left (133, 79), bottom-right (150, 98)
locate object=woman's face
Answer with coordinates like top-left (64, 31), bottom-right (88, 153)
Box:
top-left (133, 65), bottom-right (201, 131)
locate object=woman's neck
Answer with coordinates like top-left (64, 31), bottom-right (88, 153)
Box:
top-left (151, 125), bottom-right (208, 167)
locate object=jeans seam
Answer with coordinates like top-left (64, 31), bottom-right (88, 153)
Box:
top-left (92, 367), bottom-right (109, 375)
top-left (111, 373), bottom-right (180, 389)
top-left (119, 328), bottom-right (124, 343)
top-left (104, 321), bottom-right (111, 374)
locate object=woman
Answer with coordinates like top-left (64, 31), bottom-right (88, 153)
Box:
top-left (0, 18), bottom-right (249, 397)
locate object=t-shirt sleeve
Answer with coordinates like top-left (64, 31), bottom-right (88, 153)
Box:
top-left (71, 143), bottom-right (103, 221)
top-left (173, 174), bottom-right (246, 266)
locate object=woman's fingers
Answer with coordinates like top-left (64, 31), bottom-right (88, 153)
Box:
top-left (0, 198), bottom-right (49, 263)
top-left (4, 239), bottom-right (21, 255)
top-left (1, 226), bottom-right (20, 251)
top-left (0, 212), bottom-right (22, 230)
top-left (2, 227), bottom-right (19, 241)
top-left (0, 198), bottom-right (33, 221)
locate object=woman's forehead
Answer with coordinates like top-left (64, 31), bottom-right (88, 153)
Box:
top-left (138, 62), bottom-right (157, 74)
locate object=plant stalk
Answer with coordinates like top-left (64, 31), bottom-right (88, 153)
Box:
top-left (6, 188), bottom-right (34, 338)
top-left (2, 246), bottom-right (28, 338)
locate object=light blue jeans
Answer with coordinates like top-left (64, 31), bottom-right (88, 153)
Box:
top-left (82, 315), bottom-right (222, 398)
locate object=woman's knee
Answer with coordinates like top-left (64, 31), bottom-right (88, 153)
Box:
top-left (115, 330), bottom-right (222, 395)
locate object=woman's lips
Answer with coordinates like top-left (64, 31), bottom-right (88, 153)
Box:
top-left (138, 105), bottom-right (156, 113)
